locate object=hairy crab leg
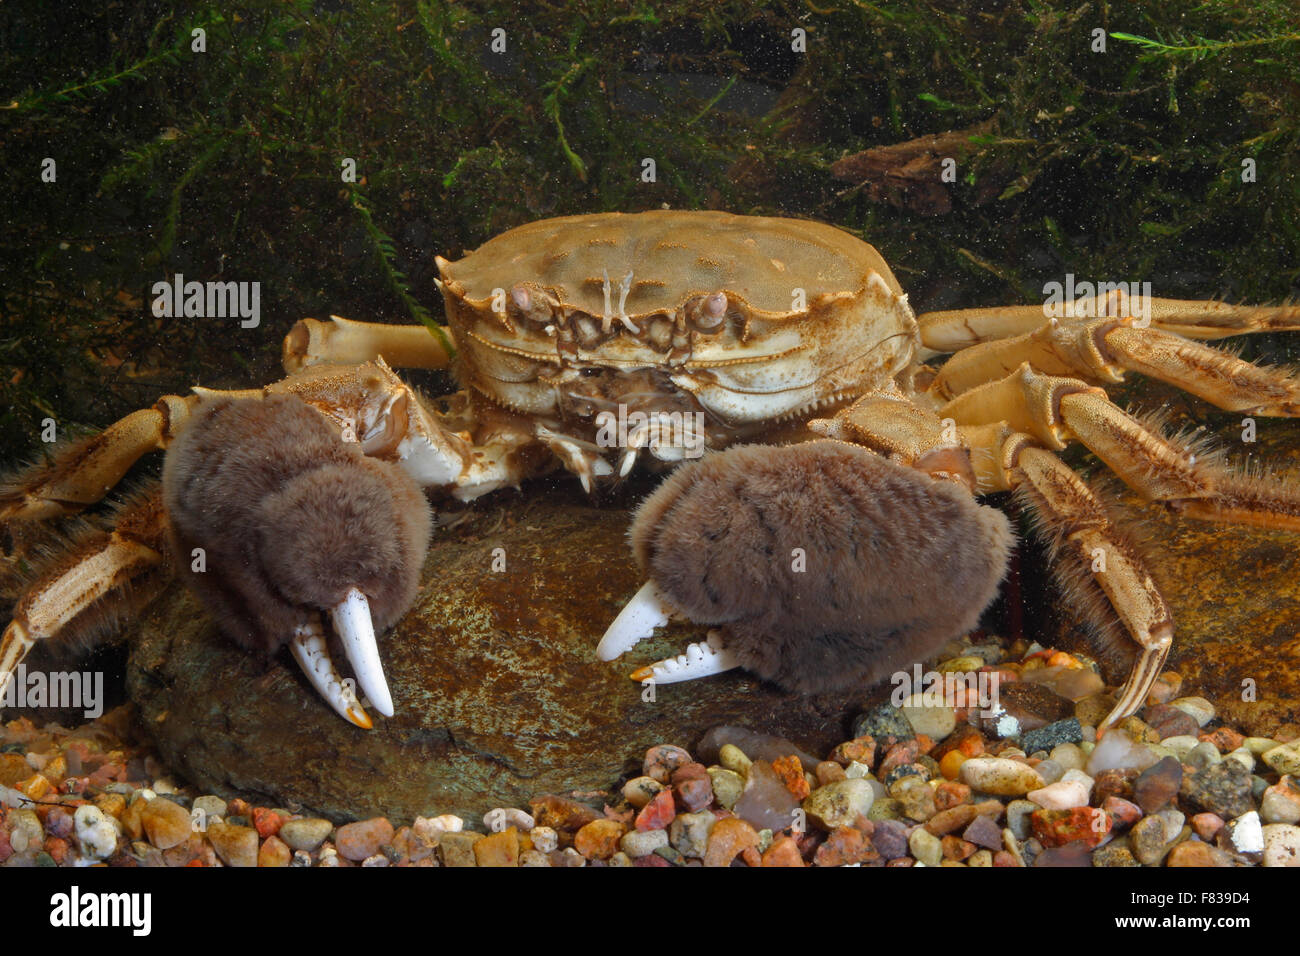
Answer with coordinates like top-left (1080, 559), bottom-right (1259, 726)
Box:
top-left (331, 587), bottom-right (394, 718)
top-left (281, 315), bottom-right (456, 373)
top-left (289, 618), bottom-right (372, 729)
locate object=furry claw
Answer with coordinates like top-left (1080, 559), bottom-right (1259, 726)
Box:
top-left (290, 620), bottom-right (373, 729)
top-left (629, 631), bottom-right (739, 683)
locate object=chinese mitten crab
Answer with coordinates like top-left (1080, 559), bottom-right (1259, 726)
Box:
top-left (3, 210), bottom-right (1299, 735)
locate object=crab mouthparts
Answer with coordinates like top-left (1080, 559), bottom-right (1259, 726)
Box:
top-left (289, 587), bottom-right (394, 729)
top-left (597, 580), bottom-right (740, 684)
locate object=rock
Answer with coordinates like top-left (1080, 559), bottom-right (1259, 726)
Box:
top-left (1022, 719), bottom-right (1083, 756)
top-left (803, 779), bottom-right (875, 830)
top-left (620, 828), bottom-right (669, 858)
top-left (1130, 815), bottom-right (1176, 866)
top-left (1005, 800), bottom-right (1038, 840)
top-left (1086, 732), bottom-right (1159, 776)
top-left (1182, 762), bottom-right (1255, 819)
top-left (1048, 743), bottom-right (1086, 772)
top-left (669, 811), bottom-right (715, 859)
top-left (870, 819), bottom-right (909, 859)
top-left (896, 783), bottom-right (936, 822)
top-left (1030, 807), bottom-right (1111, 848)
top-left (1092, 844), bottom-right (1141, 867)
top-left (852, 703), bottom-right (914, 744)
top-left (208, 822), bottom-right (258, 867)
top-left (733, 760), bottom-right (800, 831)
top-left (1093, 768), bottom-right (1139, 804)
top-left (141, 797), bottom-right (192, 850)
top-left (258, 834), bottom-right (291, 867)
top-left (1200, 726), bottom-right (1245, 753)
top-left (815, 826), bottom-right (879, 867)
top-left (643, 745), bottom-right (693, 784)
top-left (1226, 811), bottom-right (1264, 854)
top-left (1263, 741), bottom-right (1300, 776)
top-left (1143, 703), bottom-right (1201, 740)
top-left (621, 776), bottom-right (663, 809)
top-left (696, 726), bottom-right (819, 770)
top-left (718, 744), bottom-right (753, 775)
top-left (473, 828), bottom-right (520, 867)
top-left (815, 761), bottom-right (847, 786)
top-left (1186, 741), bottom-right (1223, 770)
top-left (1028, 780), bottom-right (1089, 810)
top-left (1103, 797), bottom-right (1143, 831)
top-left (1032, 759), bottom-right (1064, 784)
top-left (574, 819), bottom-right (624, 860)
top-left (761, 834), bottom-right (805, 866)
top-left (528, 827), bottom-right (558, 853)
top-left (520, 849), bottom-right (550, 867)
top-left (1133, 756), bottom-right (1183, 814)
top-left (125, 492), bottom-right (871, 820)
top-left (279, 818), bottom-right (334, 852)
top-left (1190, 813), bottom-right (1225, 841)
top-left (707, 767), bottom-right (744, 810)
top-left (770, 754), bottom-right (810, 800)
top-left (439, 831), bottom-right (483, 867)
top-left (335, 817), bottom-right (394, 862)
top-left (529, 795), bottom-right (600, 834)
top-left (962, 814), bottom-right (1003, 851)
top-left (1166, 841), bottom-right (1234, 867)
top-left (900, 697), bottom-right (956, 739)
top-left (73, 805), bottom-right (118, 861)
top-left (958, 757), bottom-right (1045, 796)
top-left (1169, 696), bottom-right (1215, 727)
top-left (1075, 694), bottom-right (1118, 729)
top-left (934, 781), bottom-right (972, 810)
top-left (192, 795), bottom-right (227, 824)
top-left (634, 787), bottom-right (676, 831)
top-left (996, 682), bottom-right (1073, 731)
top-left (908, 826), bottom-right (943, 866)
top-left (704, 818), bottom-right (758, 867)
top-left (1261, 778), bottom-right (1300, 825)
top-left (1262, 824), bottom-right (1300, 867)
top-left (925, 804), bottom-right (977, 836)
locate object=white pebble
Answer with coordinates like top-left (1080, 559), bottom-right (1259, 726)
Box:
top-left (1262, 824), bottom-right (1300, 867)
top-left (1169, 696), bottom-right (1215, 727)
top-left (1086, 732), bottom-right (1158, 776)
top-left (529, 826), bottom-right (558, 853)
top-left (1228, 811), bottom-right (1264, 854)
top-left (1027, 779), bottom-right (1090, 810)
top-left (74, 804), bottom-right (118, 861)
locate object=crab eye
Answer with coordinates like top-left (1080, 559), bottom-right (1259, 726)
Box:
top-left (510, 283), bottom-right (554, 324)
top-left (687, 292), bottom-right (728, 332)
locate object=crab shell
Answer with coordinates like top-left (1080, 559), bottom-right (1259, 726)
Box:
top-left (435, 210), bottom-right (921, 434)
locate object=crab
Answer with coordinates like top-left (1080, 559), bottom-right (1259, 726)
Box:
top-left (3, 210), bottom-right (1299, 737)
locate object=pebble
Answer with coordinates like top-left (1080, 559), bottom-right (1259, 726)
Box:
top-left (620, 828), bottom-right (669, 858)
top-left (439, 831), bottom-right (483, 867)
top-left (1102, 796), bottom-right (1142, 830)
top-left (1032, 759), bottom-right (1064, 785)
top-left (1086, 732), bottom-right (1158, 776)
top-left (207, 821), bottom-right (258, 867)
top-left (853, 703), bottom-right (915, 743)
top-left (192, 795), bottom-right (227, 823)
top-left (1005, 800), bottom-right (1038, 840)
top-left (1130, 815), bottom-right (1176, 866)
top-left (1182, 762), bottom-right (1255, 819)
top-left (897, 783), bottom-right (936, 822)
top-left (669, 811), bottom-right (715, 858)
top-left (1186, 741), bottom-right (1223, 770)
top-left (707, 767), bottom-right (744, 809)
top-left (1030, 807), bottom-right (1110, 848)
top-left (1190, 812), bottom-right (1225, 841)
top-left (643, 744), bottom-right (693, 784)
top-left (573, 819), bottom-right (624, 860)
top-left (1166, 841), bottom-right (1234, 867)
top-left (141, 796), bottom-right (192, 850)
top-left (1021, 718), bottom-right (1083, 756)
top-left (703, 817), bottom-right (758, 867)
top-left (335, 817), bottom-right (395, 862)
top-left (73, 805), bottom-right (119, 861)
top-left (815, 826), bottom-right (878, 866)
top-left (1143, 703), bottom-right (1200, 740)
top-left (1159, 735), bottom-right (1201, 758)
top-left (635, 787), bottom-right (677, 830)
top-left (733, 760), bottom-right (800, 831)
top-left (1262, 824), bottom-right (1300, 867)
top-left (1243, 736), bottom-right (1280, 756)
top-left (1261, 778), bottom-right (1300, 824)
top-left (473, 828), bottom-right (521, 867)
top-left (871, 819), bottom-right (909, 859)
top-left (718, 744), bottom-right (753, 775)
top-left (1093, 843), bottom-right (1141, 867)
top-left (959, 757), bottom-right (1046, 796)
top-left (1027, 779), bottom-right (1090, 810)
top-left (762, 834), bottom-right (805, 867)
top-left (1263, 741), bottom-right (1300, 776)
top-left (1048, 743), bottom-right (1086, 772)
top-left (908, 826), bottom-right (943, 866)
top-left (258, 834), bottom-right (291, 867)
top-left (962, 814), bottom-right (1003, 851)
top-left (1227, 811), bottom-right (1264, 854)
top-left (1133, 756), bottom-right (1183, 814)
top-left (803, 778), bottom-right (875, 829)
top-left (900, 697), bottom-right (957, 739)
top-left (279, 818), bottom-right (334, 852)
top-left (1169, 696), bottom-right (1215, 727)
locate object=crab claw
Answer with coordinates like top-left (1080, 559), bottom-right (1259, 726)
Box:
top-left (597, 580), bottom-right (677, 661)
top-left (162, 393), bottom-right (432, 726)
top-left (609, 441), bottom-right (1014, 694)
top-left (290, 619), bottom-right (372, 728)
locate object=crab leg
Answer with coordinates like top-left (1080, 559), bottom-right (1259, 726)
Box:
top-left (281, 316), bottom-right (455, 373)
top-left (289, 618), bottom-right (372, 729)
top-left (918, 295), bottom-right (1300, 353)
top-left (931, 316), bottom-right (1300, 415)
